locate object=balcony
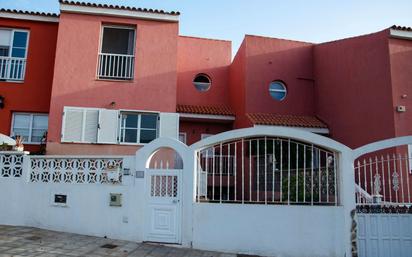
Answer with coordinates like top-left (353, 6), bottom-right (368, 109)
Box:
top-left (0, 56), bottom-right (26, 81)
top-left (97, 26), bottom-right (135, 81)
top-left (97, 53), bottom-right (134, 80)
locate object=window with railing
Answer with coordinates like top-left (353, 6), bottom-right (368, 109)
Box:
top-left (97, 26), bottom-right (135, 80)
top-left (0, 29), bottom-right (29, 81)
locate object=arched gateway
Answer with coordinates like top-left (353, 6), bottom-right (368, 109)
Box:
top-left (135, 138), bottom-right (192, 245)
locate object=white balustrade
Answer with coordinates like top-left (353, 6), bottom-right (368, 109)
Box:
top-left (0, 57), bottom-right (27, 81)
top-left (29, 156), bottom-right (123, 184)
top-left (97, 53), bottom-right (134, 80)
top-left (0, 151), bottom-right (25, 178)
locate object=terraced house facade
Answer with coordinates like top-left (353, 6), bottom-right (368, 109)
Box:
top-left (0, 0), bottom-right (411, 156)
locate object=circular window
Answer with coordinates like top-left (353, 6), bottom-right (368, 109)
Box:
top-left (193, 74), bottom-right (211, 92)
top-left (269, 81), bottom-right (287, 101)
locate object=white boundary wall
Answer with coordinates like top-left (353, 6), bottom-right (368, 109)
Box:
top-left (2, 127), bottom-right (391, 257)
top-left (0, 156), bottom-right (146, 242)
top-left (193, 203), bottom-right (344, 257)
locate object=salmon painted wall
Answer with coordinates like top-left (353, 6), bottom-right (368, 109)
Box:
top-left (229, 40), bottom-right (247, 128)
top-left (0, 18), bottom-right (57, 153)
top-left (388, 37), bottom-right (412, 137)
top-left (314, 30), bottom-right (395, 148)
top-left (244, 35), bottom-right (315, 116)
top-left (177, 36), bottom-right (231, 107)
top-left (47, 12), bottom-right (179, 154)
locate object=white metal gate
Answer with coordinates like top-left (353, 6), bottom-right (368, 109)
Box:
top-left (357, 210), bottom-right (412, 257)
top-left (144, 168), bottom-right (182, 244)
top-left (354, 138), bottom-right (412, 257)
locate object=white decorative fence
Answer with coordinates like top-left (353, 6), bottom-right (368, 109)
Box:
top-left (29, 156), bottom-right (124, 184)
top-left (355, 154), bottom-right (412, 205)
top-left (97, 53), bottom-right (134, 80)
top-left (0, 151), bottom-right (24, 178)
top-left (0, 56), bottom-right (26, 81)
top-left (196, 137), bottom-right (338, 205)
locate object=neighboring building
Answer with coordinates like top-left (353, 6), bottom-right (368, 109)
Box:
top-left (0, 1), bottom-right (411, 155)
top-left (0, 9), bottom-right (58, 153)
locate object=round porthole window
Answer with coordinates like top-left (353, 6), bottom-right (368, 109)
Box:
top-left (193, 74), bottom-right (211, 92)
top-left (269, 81), bottom-right (287, 101)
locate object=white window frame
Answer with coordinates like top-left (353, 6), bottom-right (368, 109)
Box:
top-left (0, 28), bottom-right (30, 58)
top-left (179, 132), bottom-right (187, 145)
top-left (97, 25), bottom-right (136, 81)
top-left (119, 111), bottom-right (159, 145)
top-left (408, 145), bottom-right (412, 173)
top-left (193, 74), bottom-right (212, 92)
top-left (269, 81), bottom-right (287, 101)
top-left (10, 112), bottom-right (48, 145)
top-left (99, 25), bottom-right (136, 55)
top-left (0, 28), bottom-right (30, 82)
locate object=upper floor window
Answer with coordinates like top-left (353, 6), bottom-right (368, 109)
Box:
top-left (0, 29), bottom-right (29, 82)
top-left (11, 113), bottom-right (48, 144)
top-left (120, 112), bottom-right (158, 144)
top-left (193, 73), bottom-right (211, 92)
top-left (97, 26), bottom-right (135, 81)
top-left (269, 81), bottom-right (287, 101)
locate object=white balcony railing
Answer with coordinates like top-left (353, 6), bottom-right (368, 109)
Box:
top-left (0, 57), bottom-right (27, 81)
top-left (97, 53), bottom-right (135, 80)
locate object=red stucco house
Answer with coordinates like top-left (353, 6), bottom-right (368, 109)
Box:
top-left (0, 1), bottom-right (412, 155)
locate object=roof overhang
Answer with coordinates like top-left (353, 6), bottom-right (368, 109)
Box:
top-left (179, 113), bottom-right (235, 122)
top-left (0, 12), bottom-right (59, 23)
top-left (390, 28), bottom-right (412, 40)
top-left (60, 3), bottom-right (179, 22)
top-left (254, 125), bottom-right (330, 135)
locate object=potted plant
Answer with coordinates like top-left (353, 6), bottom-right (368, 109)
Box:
top-left (13, 135), bottom-right (24, 152)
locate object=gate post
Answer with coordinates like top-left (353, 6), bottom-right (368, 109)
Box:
top-left (340, 150), bottom-right (357, 257)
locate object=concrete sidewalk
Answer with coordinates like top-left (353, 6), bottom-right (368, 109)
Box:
top-left (0, 225), bottom-right (238, 257)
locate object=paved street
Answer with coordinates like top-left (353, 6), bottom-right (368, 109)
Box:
top-left (0, 225), bottom-right (238, 257)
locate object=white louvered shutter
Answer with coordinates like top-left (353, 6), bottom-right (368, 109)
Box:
top-left (83, 109), bottom-right (99, 143)
top-left (159, 112), bottom-right (179, 139)
top-left (62, 108), bottom-right (84, 142)
top-left (97, 109), bottom-right (118, 144)
top-left (0, 30), bottom-right (11, 46)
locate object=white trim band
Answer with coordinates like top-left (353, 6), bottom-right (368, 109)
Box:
top-left (390, 29), bottom-right (412, 40)
top-left (179, 113), bottom-right (235, 121)
top-left (60, 3), bottom-right (179, 22)
top-left (0, 12), bottom-right (59, 23)
top-left (254, 125), bottom-right (329, 134)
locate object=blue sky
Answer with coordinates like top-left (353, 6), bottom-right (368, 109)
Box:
top-left (2, 0), bottom-right (412, 57)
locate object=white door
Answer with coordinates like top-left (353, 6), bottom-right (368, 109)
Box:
top-left (145, 169), bottom-right (182, 244)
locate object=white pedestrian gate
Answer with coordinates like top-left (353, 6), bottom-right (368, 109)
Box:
top-left (144, 168), bottom-right (182, 244)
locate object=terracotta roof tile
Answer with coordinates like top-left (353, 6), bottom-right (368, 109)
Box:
top-left (247, 113), bottom-right (328, 129)
top-left (0, 8), bottom-right (59, 17)
top-left (59, 0), bottom-right (180, 16)
top-left (391, 25), bottom-right (412, 32)
top-left (177, 105), bottom-right (234, 116)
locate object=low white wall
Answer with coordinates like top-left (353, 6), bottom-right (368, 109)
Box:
top-left (0, 178), bottom-right (26, 226)
top-left (0, 175), bottom-right (146, 242)
top-left (193, 203), bottom-right (345, 257)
